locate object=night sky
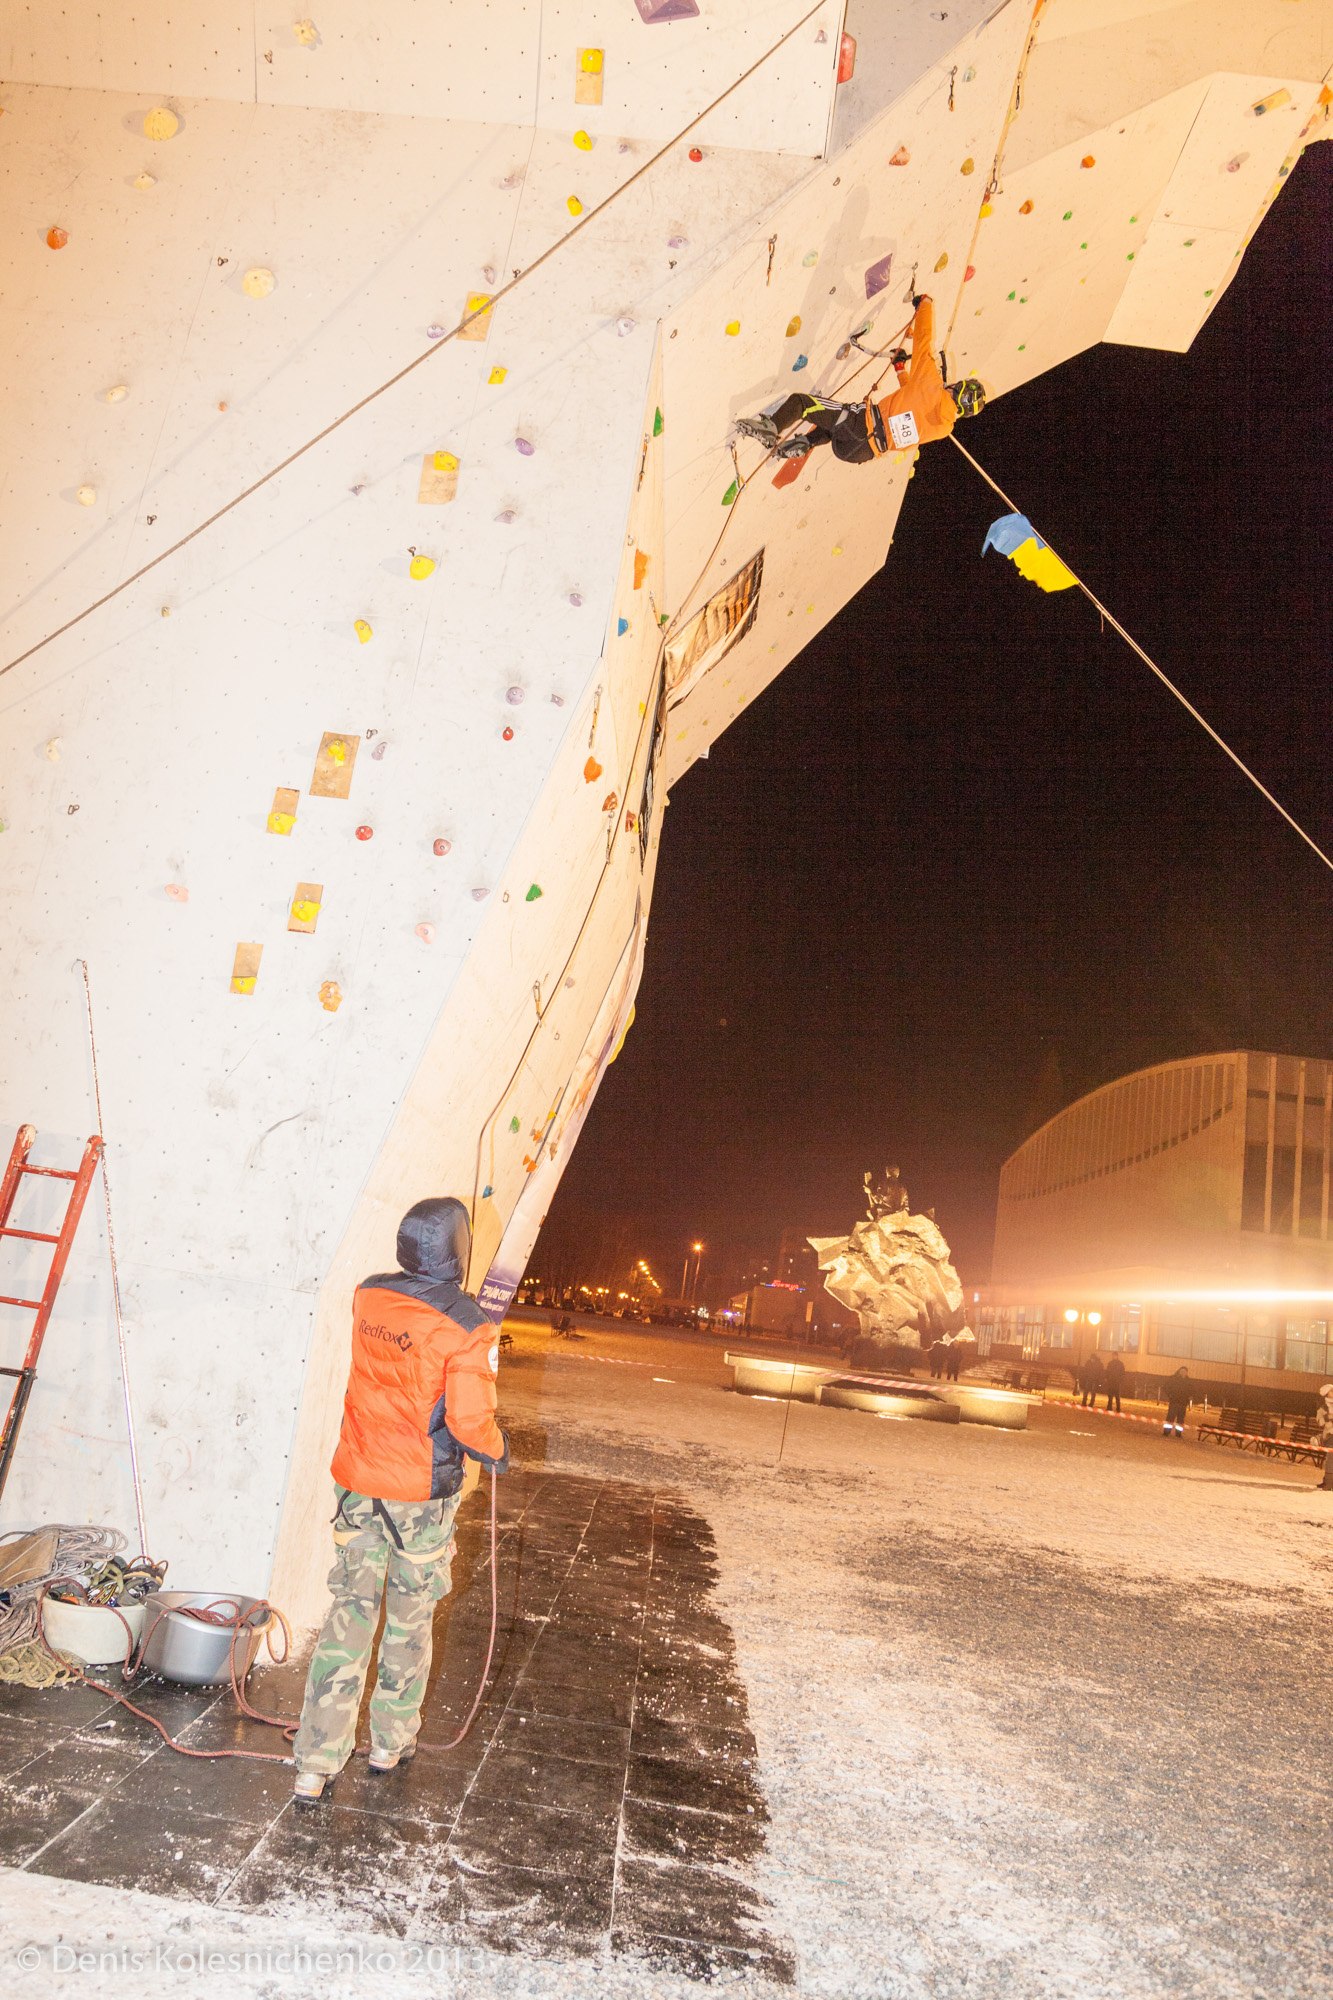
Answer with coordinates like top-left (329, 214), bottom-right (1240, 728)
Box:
top-left (541, 141), bottom-right (1332, 1297)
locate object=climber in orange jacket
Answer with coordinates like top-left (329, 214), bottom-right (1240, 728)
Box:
top-left (735, 296), bottom-right (986, 464)
top-left (292, 1197), bottom-right (509, 1806)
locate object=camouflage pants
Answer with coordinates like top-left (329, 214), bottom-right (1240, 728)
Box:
top-left (293, 1487), bottom-right (461, 1775)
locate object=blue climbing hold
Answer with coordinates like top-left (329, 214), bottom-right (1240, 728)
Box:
top-left (617, 616), bottom-right (629, 635)
top-left (792, 354), bottom-right (809, 372)
top-left (482, 1185), bottom-right (493, 1199)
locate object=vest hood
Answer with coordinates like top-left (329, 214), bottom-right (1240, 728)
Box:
top-left (396, 1197), bottom-right (471, 1284)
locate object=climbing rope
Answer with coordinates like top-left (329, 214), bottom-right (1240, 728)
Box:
top-left (950, 434), bottom-right (1333, 876)
top-left (76, 958), bottom-right (150, 1554)
top-left (0, 1), bottom-right (828, 687)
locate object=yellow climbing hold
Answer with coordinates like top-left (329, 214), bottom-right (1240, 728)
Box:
top-left (573, 130), bottom-right (593, 151)
top-left (232, 977), bottom-right (256, 995)
top-left (354, 619), bottom-right (372, 644)
top-left (143, 107), bottom-right (179, 141)
top-left (567, 195), bottom-right (584, 216)
top-left (293, 17), bottom-right (319, 45)
top-left (133, 172), bottom-right (157, 191)
top-left (267, 811), bottom-right (296, 835)
top-left (433, 451), bottom-right (459, 473)
top-left (409, 554), bottom-right (436, 581)
top-left (319, 980), bottom-right (343, 1013)
top-left (786, 315), bottom-right (802, 337)
top-left (328, 739), bottom-right (347, 764)
top-left (980, 201), bottom-right (992, 218)
top-left (960, 158), bottom-right (975, 175)
top-left (291, 898), bottom-right (320, 925)
top-left (104, 384), bottom-right (129, 403)
top-left (581, 48), bottom-right (603, 73)
top-left (933, 253), bottom-right (948, 271)
top-left (242, 266), bottom-right (276, 299)
top-left (488, 366), bottom-right (507, 384)
top-left (725, 320), bottom-right (741, 336)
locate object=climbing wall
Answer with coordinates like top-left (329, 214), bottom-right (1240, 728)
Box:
top-left (1, 0), bottom-right (1327, 1623)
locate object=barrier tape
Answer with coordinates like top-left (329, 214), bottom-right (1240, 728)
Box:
top-left (1049, 1397), bottom-right (1328, 1456)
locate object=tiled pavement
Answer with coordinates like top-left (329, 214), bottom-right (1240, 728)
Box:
top-left (0, 1464), bottom-right (794, 1981)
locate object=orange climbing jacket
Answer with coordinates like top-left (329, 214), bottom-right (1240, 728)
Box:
top-left (865, 297), bottom-right (957, 455)
top-left (330, 1197), bottom-right (509, 1503)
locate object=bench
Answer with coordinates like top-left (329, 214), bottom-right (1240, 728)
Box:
top-left (1259, 1415), bottom-right (1328, 1465)
top-left (1196, 1408), bottom-right (1276, 1451)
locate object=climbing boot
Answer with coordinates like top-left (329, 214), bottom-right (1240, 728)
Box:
top-left (369, 1744), bottom-right (418, 1775)
top-left (293, 1771), bottom-right (328, 1809)
top-left (734, 415), bottom-right (778, 449)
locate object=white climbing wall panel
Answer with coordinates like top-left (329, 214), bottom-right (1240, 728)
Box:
top-left (1, 0), bottom-right (1328, 1624)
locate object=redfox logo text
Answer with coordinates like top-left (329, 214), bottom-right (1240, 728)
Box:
top-left (359, 1318), bottom-right (413, 1352)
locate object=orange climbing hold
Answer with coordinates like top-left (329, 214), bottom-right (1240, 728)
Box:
top-left (889, 146), bottom-right (910, 166)
top-left (46, 226), bottom-right (68, 249)
top-left (633, 550), bottom-right (650, 588)
top-left (584, 757), bottom-right (603, 783)
top-left (1019, 200), bottom-right (1034, 215)
top-left (1081, 155), bottom-right (1096, 169)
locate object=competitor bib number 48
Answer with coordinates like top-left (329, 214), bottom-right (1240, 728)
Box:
top-left (888, 409), bottom-right (920, 449)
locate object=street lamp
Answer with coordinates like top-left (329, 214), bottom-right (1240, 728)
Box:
top-left (682, 1240), bottom-right (704, 1304)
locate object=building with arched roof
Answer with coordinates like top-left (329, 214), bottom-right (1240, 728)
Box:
top-left (977, 1052), bottom-right (1333, 1405)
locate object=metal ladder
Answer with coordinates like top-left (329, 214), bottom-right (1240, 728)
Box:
top-left (0, 1124), bottom-right (104, 1502)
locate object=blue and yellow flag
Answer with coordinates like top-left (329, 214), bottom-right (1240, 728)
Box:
top-left (982, 512), bottom-right (1077, 592)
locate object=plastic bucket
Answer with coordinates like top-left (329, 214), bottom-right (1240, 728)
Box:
top-left (137, 1591), bottom-right (272, 1686)
top-left (42, 1596), bottom-right (146, 1667)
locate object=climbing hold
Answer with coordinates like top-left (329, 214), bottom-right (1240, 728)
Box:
top-left (319, 980), bottom-right (342, 1013)
top-left (165, 883), bottom-right (188, 903)
top-left (963, 65), bottom-right (976, 82)
top-left (550, 692), bottom-right (565, 707)
top-left (426, 323), bottom-right (446, 339)
top-left (979, 201), bottom-right (992, 218)
top-left (832, 545), bottom-right (843, 556)
top-left (267, 809), bottom-right (296, 836)
top-left (495, 508), bottom-right (517, 524)
top-left (653, 407), bottom-right (664, 435)
top-left (143, 107), bottom-right (180, 141)
top-left (514, 436), bottom-right (535, 456)
top-left (355, 824), bottom-right (373, 841)
top-left (567, 196), bottom-right (584, 216)
top-left (581, 48), bottom-right (603, 73)
top-left (133, 172), bottom-right (157, 191)
top-left (46, 226), bottom-right (69, 250)
top-left (1225, 154), bottom-right (1248, 174)
top-left (725, 320), bottom-right (740, 336)
top-left (104, 384), bottom-right (129, 404)
top-left (370, 740), bottom-right (388, 762)
top-left (242, 266), bottom-right (276, 298)
top-left (889, 146), bottom-right (910, 167)
top-left (667, 235), bottom-right (688, 250)
top-left (293, 17), bottom-right (319, 44)
top-left (44, 738), bottom-right (62, 762)
top-left (1018, 200), bottom-right (1033, 215)
top-left (509, 1117), bottom-right (521, 1133)
top-left (327, 738), bottom-right (347, 766)
top-left (415, 923), bottom-right (436, 944)
top-left (785, 315), bottom-right (802, 337)
top-left (616, 317), bottom-right (636, 337)
top-left (488, 366), bottom-right (508, 386)
top-left (792, 354), bottom-right (808, 371)
top-left (432, 837), bottom-right (451, 857)
top-left (506, 685), bottom-right (525, 705)
top-left (160, 605), bottom-right (171, 617)
top-left (933, 252), bottom-right (948, 271)
top-left (960, 158), bottom-right (974, 175)
top-left (472, 887), bottom-right (489, 902)
top-left (353, 619), bottom-right (372, 644)
top-left (568, 591), bottom-right (583, 607)
top-left (1063, 210), bottom-right (1072, 221)
top-left (525, 884), bottom-right (543, 902)
top-left (633, 550), bottom-right (649, 588)
top-left (584, 757), bottom-right (603, 783)
top-left (481, 1185), bottom-right (493, 1199)
top-left (75, 485), bottom-right (97, 507)
top-left (721, 480), bottom-right (739, 506)
top-left (409, 554), bottom-right (436, 580)
top-left (1252, 88), bottom-right (1290, 117)
top-left (1080, 155), bottom-right (1096, 169)
top-left (502, 725), bottom-right (514, 742)
top-left (964, 265), bottom-right (976, 282)
top-left (688, 147), bottom-right (703, 163)
top-left (573, 129), bottom-right (593, 151)
top-left (617, 617), bottom-right (629, 636)
top-left (290, 895), bottom-right (320, 926)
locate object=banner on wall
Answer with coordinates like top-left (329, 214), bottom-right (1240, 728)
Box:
top-left (663, 549), bottom-right (764, 706)
top-left (476, 905), bottom-right (646, 1321)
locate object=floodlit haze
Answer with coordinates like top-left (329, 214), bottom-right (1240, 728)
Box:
top-left (544, 142), bottom-right (1333, 1291)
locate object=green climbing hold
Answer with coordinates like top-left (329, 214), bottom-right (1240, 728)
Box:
top-left (722, 480), bottom-right (739, 506)
top-left (1063, 210), bottom-right (1072, 220)
top-left (509, 1117), bottom-right (520, 1133)
top-left (526, 883), bottom-right (543, 901)
top-left (653, 407), bottom-right (664, 436)
top-left (1007, 290), bottom-right (1016, 300)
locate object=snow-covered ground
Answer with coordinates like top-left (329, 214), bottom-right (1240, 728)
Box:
top-left (4, 1315), bottom-right (1330, 1997)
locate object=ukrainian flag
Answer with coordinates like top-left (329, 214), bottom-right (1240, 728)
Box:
top-left (982, 512), bottom-right (1077, 592)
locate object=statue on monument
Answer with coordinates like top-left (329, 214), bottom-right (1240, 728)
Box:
top-left (811, 1165), bottom-right (966, 1365)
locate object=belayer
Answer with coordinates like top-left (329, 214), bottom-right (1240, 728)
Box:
top-left (292, 1197), bottom-right (509, 1806)
top-left (735, 295), bottom-right (986, 463)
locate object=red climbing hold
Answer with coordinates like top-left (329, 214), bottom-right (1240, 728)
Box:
top-left (502, 725), bottom-right (515, 741)
top-left (432, 837), bottom-right (451, 857)
top-left (355, 824), bottom-right (374, 841)
top-left (688, 147), bottom-right (703, 163)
